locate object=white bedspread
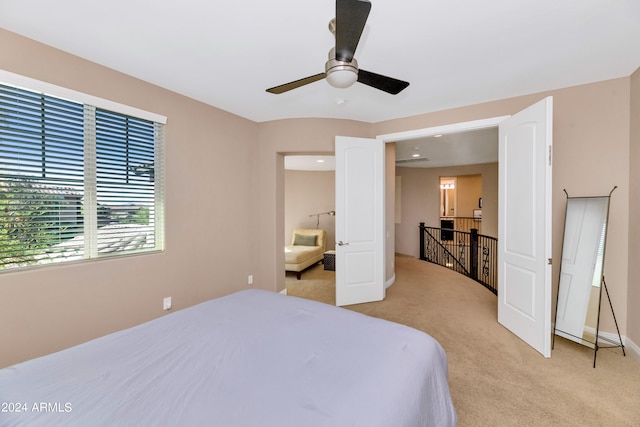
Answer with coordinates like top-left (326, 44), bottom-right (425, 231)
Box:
top-left (0, 289), bottom-right (456, 426)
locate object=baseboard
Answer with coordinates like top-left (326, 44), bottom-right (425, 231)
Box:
top-left (596, 330), bottom-right (625, 346)
top-left (600, 332), bottom-right (640, 363)
top-left (385, 273), bottom-right (396, 289)
top-left (587, 331), bottom-right (640, 363)
top-left (624, 337), bottom-right (640, 362)
top-left (279, 288), bottom-right (287, 295)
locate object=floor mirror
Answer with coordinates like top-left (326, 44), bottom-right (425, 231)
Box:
top-left (552, 187), bottom-right (624, 367)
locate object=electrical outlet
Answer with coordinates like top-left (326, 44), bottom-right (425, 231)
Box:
top-left (163, 296), bottom-right (172, 311)
top-left (248, 274), bottom-right (253, 285)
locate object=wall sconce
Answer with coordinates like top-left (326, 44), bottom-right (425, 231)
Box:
top-left (309, 210), bottom-right (335, 228)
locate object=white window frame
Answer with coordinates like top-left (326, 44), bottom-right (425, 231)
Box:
top-left (0, 70), bottom-right (166, 272)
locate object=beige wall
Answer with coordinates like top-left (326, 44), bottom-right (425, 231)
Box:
top-left (284, 169), bottom-right (336, 249)
top-left (395, 163), bottom-right (498, 257)
top-left (456, 174), bottom-right (483, 219)
top-left (628, 67), bottom-right (640, 352)
top-left (0, 30), bottom-right (259, 367)
top-left (1, 28), bottom-right (638, 367)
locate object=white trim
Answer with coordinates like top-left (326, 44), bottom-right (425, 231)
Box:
top-left (0, 69), bottom-right (167, 124)
top-left (376, 116), bottom-right (510, 143)
top-left (154, 123), bottom-right (166, 251)
top-left (597, 330), bottom-right (624, 345)
top-left (625, 337), bottom-right (640, 362)
top-left (598, 331), bottom-right (640, 363)
top-left (83, 105), bottom-right (98, 259)
top-left (385, 273), bottom-right (396, 289)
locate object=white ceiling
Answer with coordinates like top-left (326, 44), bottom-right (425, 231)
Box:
top-left (395, 127), bottom-right (499, 168)
top-left (285, 126), bottom-right (498, 170)
top-left (1, 0), bottom-right (638, 125)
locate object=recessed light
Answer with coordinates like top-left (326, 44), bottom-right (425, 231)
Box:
top-left (316, 159), bottom-right (325, 163)
top-left (335, 98), bottom-right (346, 105)
top-left (412, 154), bottom-right (420, 158)
top-left (433, 134), bottom-right (443, 138)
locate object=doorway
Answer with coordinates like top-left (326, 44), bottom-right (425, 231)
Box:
top-left (283, 155), bottom-right (337, 295)
top-left (440, 177), bottom-right (457, 217)
top-left (383, 99), bottom-right (553, 358)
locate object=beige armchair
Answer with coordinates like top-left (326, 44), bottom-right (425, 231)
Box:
top-left (285, 228), bottom-right (327, 279)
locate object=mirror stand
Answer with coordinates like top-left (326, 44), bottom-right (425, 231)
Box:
top-left (592, 277), bottom-right (625, 367)
top-left (552, 187), bottom-right (625, 367)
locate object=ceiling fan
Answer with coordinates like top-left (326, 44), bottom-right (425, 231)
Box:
top-left (266, 0), bottom-right (409, 95)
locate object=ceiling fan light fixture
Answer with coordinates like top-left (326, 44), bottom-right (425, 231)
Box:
top-left (326, 68), bottom-right (358, 88)
top-left (325, 54), bottom-right (359, 89)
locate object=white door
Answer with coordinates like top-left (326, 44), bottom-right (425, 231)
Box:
top-left (335, 136), bottom-right (385, 306)
top-left (498, 96), bottom-right (553, 357)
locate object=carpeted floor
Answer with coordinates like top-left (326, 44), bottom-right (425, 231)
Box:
top-left (286, 254), bottom-right (640, 426)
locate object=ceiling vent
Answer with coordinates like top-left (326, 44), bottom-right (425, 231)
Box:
top-left (396, 157), bottom-right (430, 164)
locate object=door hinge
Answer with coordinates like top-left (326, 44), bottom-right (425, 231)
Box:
top-left (548, 258), bottom-right (552, 265)
top-left (548, 146), bottom-right (552, 166)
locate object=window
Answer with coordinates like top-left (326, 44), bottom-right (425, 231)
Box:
top-left (0, 79), bottom-right (165, 271)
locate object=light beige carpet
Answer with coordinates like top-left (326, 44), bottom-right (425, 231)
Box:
top-left (286, 254), bottom-right (640, 426)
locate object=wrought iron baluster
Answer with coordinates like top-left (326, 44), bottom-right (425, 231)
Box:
top-left (419, 224), bottom-right (497, 295)
top-left (482, 245), bottom-right (490, 279)
top-left (457, 236), bottom-right (466, 265)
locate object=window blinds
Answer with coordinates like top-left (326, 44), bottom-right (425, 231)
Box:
top-left (0, 82), bottom-right (164, 271)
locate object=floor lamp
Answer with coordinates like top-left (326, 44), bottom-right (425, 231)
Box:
top-left (309, 210), bottom-right (335, 228)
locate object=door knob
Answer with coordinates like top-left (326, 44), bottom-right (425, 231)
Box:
top-left (337, 241), bottom-right (349, 246)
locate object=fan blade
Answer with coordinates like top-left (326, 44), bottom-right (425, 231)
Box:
top-left (357, 69), bottom-right (409, 95)
top-left (266, 73), bottom-right (327, 94)
top-left (335, 0), bottom-right (371, 62)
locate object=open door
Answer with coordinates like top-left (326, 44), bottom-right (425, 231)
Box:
top-left (335, 136), bottom-right (385, 306)
top-left (498, 96), bottom-right (553, 357)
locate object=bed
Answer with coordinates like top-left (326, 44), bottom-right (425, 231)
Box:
top-left (0, 289), bottom-right (457, 426)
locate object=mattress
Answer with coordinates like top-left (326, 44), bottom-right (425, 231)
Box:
top-left (0, 289), bottom-right (457, 426)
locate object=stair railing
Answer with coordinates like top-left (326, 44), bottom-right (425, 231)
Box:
top-left (419, 222), bottom-right (497, 295)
